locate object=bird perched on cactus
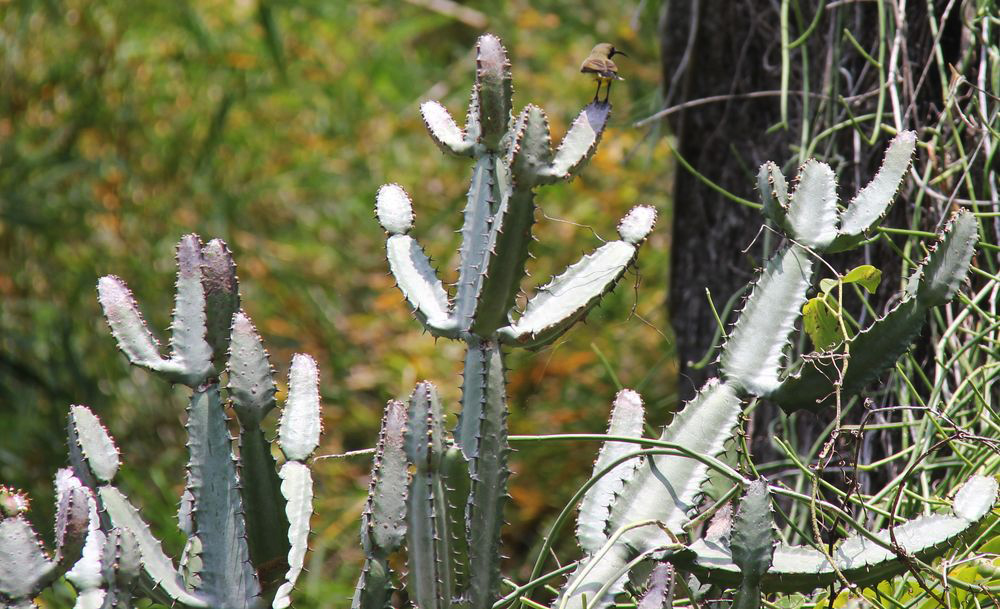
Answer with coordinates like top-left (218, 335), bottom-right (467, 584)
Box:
top-left (581, 43), bottom-right (626, 103)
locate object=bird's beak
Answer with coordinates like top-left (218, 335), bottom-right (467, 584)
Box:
top-left (612, 49), bottom-right (628, 58)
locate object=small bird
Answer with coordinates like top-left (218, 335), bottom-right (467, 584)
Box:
top-left (580, 43), bottom-right (626, 103)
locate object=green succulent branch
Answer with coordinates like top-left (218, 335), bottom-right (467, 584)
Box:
top-left (552, 132), bottom-right (989, 609)
top-left (363, 33), bottom-right (656, 609)
top-left (0, 234), bottom-right (324, 609)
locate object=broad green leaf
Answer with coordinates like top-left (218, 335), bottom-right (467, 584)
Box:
top-left (819, 278), bottom-right (838, 294)
top-left (842, 265), bottom-right (882, 293)
top-left (802, 297), bottom-right (842, 350)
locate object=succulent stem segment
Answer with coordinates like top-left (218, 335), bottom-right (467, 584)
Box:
top-left (558, 132), bottom-right (988, 608)
top-left (365, 33), bottom-right (657, 609)
top-left (50, 233), bottom-right (325, 609)
top-left (0, 477), bottom-right (89, 609)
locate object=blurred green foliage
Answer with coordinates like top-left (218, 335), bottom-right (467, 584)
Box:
top-left (0, 1), bottom-right (673, 606)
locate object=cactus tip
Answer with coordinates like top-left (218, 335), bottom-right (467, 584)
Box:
top-left (376, 184), bottom-right (415, 235)
top-left (617, 205), bottom-right (657, 244)
top-left (0, 486), bottom-right (30, 517)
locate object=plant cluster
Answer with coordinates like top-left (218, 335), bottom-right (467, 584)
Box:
top-left (2, 32), bottom-right (996, 609)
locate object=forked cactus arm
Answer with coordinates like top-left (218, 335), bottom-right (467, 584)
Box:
top-left (774, 210), bottom-right (978, 413)
top-left (370, 32), bottom-right (649, 609)
top-left (558, 381), bottom-right (744, 609)
top-left (97, 235), bottom-right (218, 387)
top-left (498, 206), bottom-right (657, 349)
top-left (227, 311), bottom-right (290, 579)
top-left (71, 234), bottom-right (324, 609)
top-left (376, 184), bottom-right (457, 338)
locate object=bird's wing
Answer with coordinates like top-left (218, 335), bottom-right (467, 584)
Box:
top-left (580, 57), bottom-right (619, 78)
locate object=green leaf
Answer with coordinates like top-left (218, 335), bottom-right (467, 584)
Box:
top-left (841, 265), bottom-right (882, 293)
top-left (819, 278), bottom-right (838, 294)
top-left (802, 297), bottom-right (842, 351)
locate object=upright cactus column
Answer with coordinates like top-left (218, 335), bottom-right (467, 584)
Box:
top-left (359, 33), bottom-right (657, 609)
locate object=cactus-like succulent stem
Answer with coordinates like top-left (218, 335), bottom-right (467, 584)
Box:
top-left (786, 160), bottom-right (838, 250)
top-left (374, 32), bottom-right (648, 609)
top-left (184, 385), bottom-right (259, 608)
top-left (228, 312), bottom-right (291, 578)
top-left (498, 206), bottom-right (655, 349)
top-left (774, 210), bottom-right (978, 413)
top-left (684, 476), bottom-right (997, 592)
top-left (576, 390), bottom-right (645, 555)
top-left (474, 34), bottom-right (512, 151)
top-left (720, 244), bottom-right (813, 397)
top-left (460, 341), bottom-right (509, 609)
top-left (729, 480), bottom-right (775, 609)
top-left (405, 382), bottom-right (454, 609)
top-left (559, 381), bottom-right (742, 609)
top-left (73, 234), bottom-right (323, 608)
top-left (354, 400), bottom-right (408, 609)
